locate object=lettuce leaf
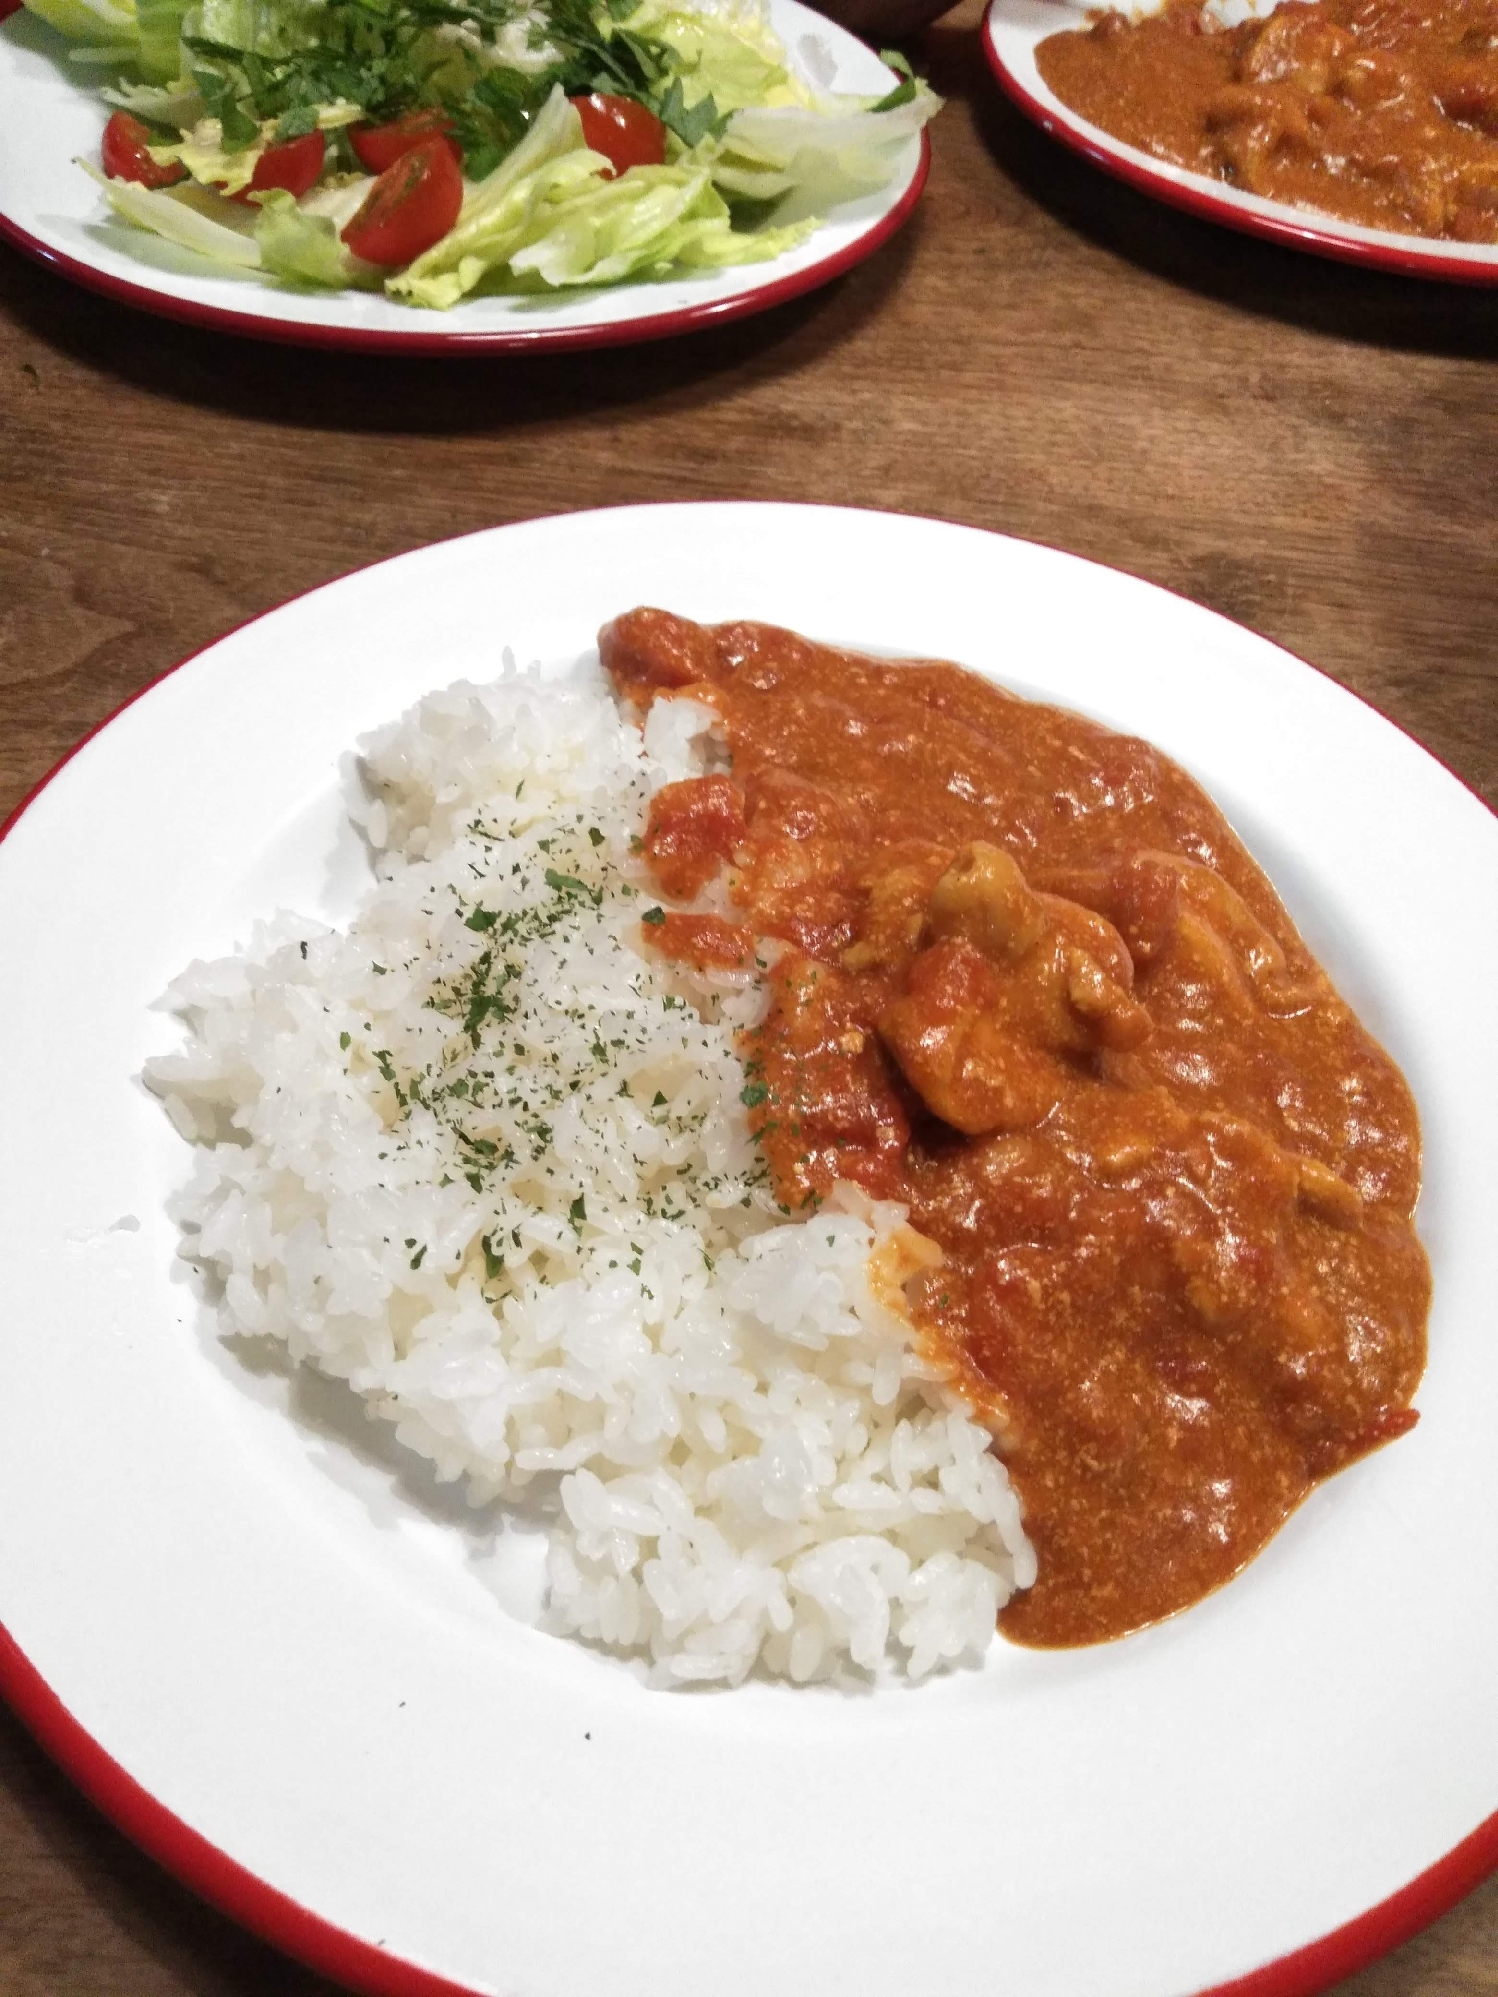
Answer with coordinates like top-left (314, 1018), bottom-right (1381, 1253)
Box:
top-left (620, 0), bottom-right (809, 113)
top-left (81, 158), bottom-right (382, 293)
top-left (151, 115), bottom-right (266, 192)
top-left (186, 0), bottom-right (313, 57)
top-left (135, 0), bottom-right (189, 79)
top-left (78, 158), bottom-right (263, 266)
top-left (253, 185), bottom-right (379, 285)
top-left (23, 0), bottom-right (137, 51)
top-left (507, 163), bottom-right (808, 285)
top-left (387, 85), bottom-right (808, 308)
top-left (392, 157), bottom-right (808, 307)
top-left (707, 80), bottom-right (939, 215)
top-left (23, 0), bottom-right (179, 77)
top-left (388, 85), bottom-right (599, 307)
top-left (102, 75), bottom-right (205, 123)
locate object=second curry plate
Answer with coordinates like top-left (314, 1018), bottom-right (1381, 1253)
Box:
top-left (982, 0), bottom-right (1498, 283)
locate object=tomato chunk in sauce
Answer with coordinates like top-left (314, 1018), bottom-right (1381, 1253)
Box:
top-left (603, 607), bottom-right (1430, 1649)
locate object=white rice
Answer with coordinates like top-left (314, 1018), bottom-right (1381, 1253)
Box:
top-left (148, 658), bottom-right (1035, 1686)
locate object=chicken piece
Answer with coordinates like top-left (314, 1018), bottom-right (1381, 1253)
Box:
top-left (1206, 83), bottom-right (1320, 186)
top-left (879, 937), bottom-right (1071, 1136)
top-left (1033, 851), bottom-right (1183, 967)
top-left (1433, 53), bottom-right (1498, 129)
top-left (921, 842), bottom-right (1150, 1049)
top-left (1150, 852), bottom-right (1321, 1016)
top-left (1332, 47), bottom-right (1414, 108)
top-left (739, 831), bottom-right (862, 959)
top-left (924, 841), bottom-right (1047, 964)
top-left (842, 863), bottom-right (940, 975)
top-left (1238, 6), bottom-right (1356, 89)
top-left (878, 847), bottom-right (1154, 1138)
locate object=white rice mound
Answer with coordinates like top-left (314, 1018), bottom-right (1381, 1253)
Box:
top-left (148, 660), bottom-right (1035, 1687)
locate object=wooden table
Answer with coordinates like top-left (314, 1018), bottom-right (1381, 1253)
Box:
top-left (2, 1), bottom-right (1495, 1987)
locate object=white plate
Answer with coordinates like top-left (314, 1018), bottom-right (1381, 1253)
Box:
top-left (982, 0), bottom-right (1498, 284)
top-left (1, 502), bottom-right (1496, 1997)
top-left (0, 7), bottom-right (926, 352)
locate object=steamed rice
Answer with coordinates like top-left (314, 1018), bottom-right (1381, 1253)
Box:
top-left (148, 657), bottom-right (1035, 1686)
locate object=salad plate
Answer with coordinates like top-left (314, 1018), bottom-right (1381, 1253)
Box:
top-left (2, 501), bottom-right (1497, 1997)
top-left (981, 0), bottom-right (1498, 284)
top-left (0, 0), bottom-right (928, 352)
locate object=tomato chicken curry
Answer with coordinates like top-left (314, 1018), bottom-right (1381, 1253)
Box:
top-left (601, 610), bottom-right (1429, 1648)
top-left (1035, 0), bottom-right (1498, 245)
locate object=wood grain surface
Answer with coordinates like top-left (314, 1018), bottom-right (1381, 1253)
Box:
top-left (1, 2), bottom-right (1495, 1989)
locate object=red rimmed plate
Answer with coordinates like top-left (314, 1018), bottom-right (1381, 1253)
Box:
top-left (0, 6), bottom-right (928, 353)
top-left (981, 0), bottom-right (1498, 284)
top-left (0, 503), bottom-right (1495, 1997)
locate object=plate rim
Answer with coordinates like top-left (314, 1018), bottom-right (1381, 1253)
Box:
top-left (0, 135), bottom-right (928, 353)
top-left (3, 501), bottom-right (1497, 1997)
top-left (0, 3), bottom-right (928, 355)
top-left (979, 0), bottom-right (1498, 287)
top-left (10, 1613), bottom-right (1492, 1997)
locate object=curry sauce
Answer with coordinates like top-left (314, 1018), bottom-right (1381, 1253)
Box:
top-left (1036, 0), bottom-right (1498, 244)
top-left (602, 609), bottom-right (1429, 1649)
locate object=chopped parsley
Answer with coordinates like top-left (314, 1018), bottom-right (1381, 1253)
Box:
top-left (331, 804), bottom-right (773, 1316)
top-left (179, 0), bottom-right (744, 183)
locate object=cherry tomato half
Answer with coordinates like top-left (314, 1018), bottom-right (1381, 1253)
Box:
top-left (100, 110), bottom-right (186, 189)
top-left (568, 93), bottom-right (667, 178)
top-left (350, 109), bottom-right (462, 176)
top-left (231, 129), bottom-right (327, 203)
top-left (340, 135), bottom-right (464, 267)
